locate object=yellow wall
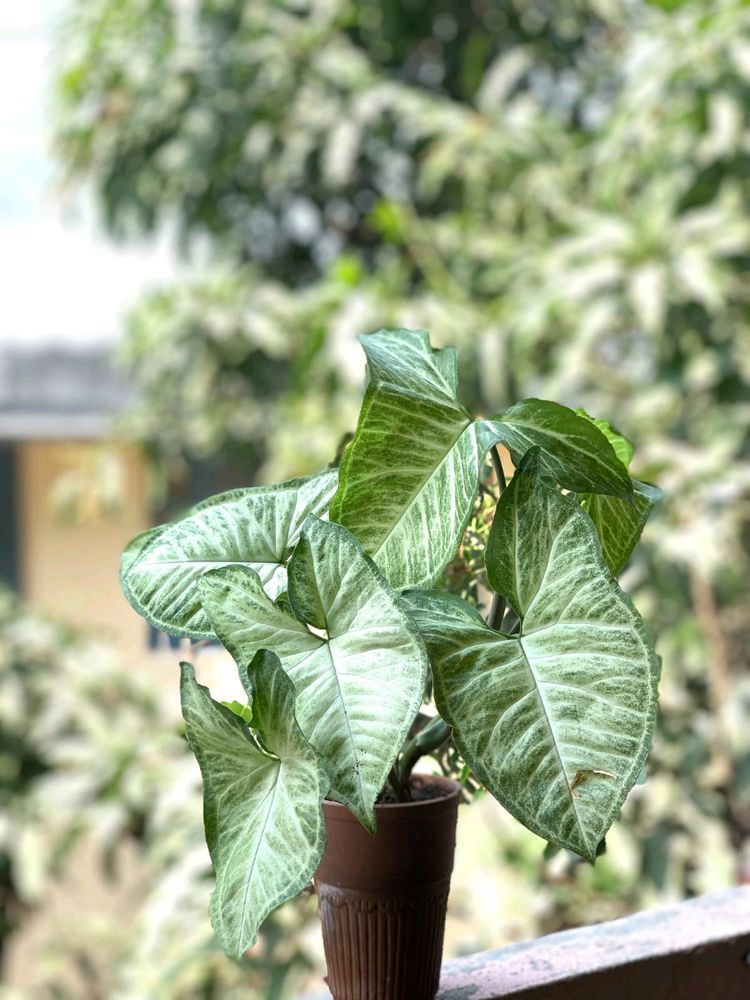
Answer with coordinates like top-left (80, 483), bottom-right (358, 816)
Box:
top-left (17, 441), bottom-right (151, 658)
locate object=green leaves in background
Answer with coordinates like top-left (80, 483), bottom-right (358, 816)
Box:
top-left (198, 516), bottom-right (428, 831)
top-left (332, 330), bottom-right (631, 590)
top-left (575, 410), bottom-right (663, 575)
top-left (404, 451), bottom-right (659, 861)
top-left (180, 652), bottom-right (328, 959)
top-left (120, 470), bottom-right (337, 638)
top-left (575, 410), bottom-right (634, 467)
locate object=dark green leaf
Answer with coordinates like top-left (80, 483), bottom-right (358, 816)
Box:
top-left (582, 480), bottom-right (663, 575)
top-left (487, 399), bottom-right (632, 499)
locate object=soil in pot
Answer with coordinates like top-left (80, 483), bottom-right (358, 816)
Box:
top-left (314, 774), bottom-right (461, 1000)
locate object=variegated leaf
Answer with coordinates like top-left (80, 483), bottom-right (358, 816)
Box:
top-left (582, 480), bottom-right (662, 576)
top-left (574, 410), bottom-right (662, 574)
top-left (198, 516), bottom-right (428, 831)
top-left (404, 450), bottom-right (658, 861)
top-left (120, 470), bottom-right (337, 638)
top-left (180, 652), bottom-right (328, 958)
top-left (332, 329), bottom-right (631, 590)
top-left (331, 380), bottom-right (483, 590)
top-left (357, 327), bottom-right (459, 399)
top-left (485, 399), bottom-right (632, 498)
top-left (120, 524), bottom-right (165, 576)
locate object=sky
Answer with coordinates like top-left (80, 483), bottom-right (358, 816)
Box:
top-left (0, 0), bottom-right (175, 347)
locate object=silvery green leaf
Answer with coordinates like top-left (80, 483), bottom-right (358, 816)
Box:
top-left (198, 516), bottom-right (428, 831)
top-left (331, 329), bottom-right (481, 590)
top-left (359, 327), bottom-right (459, 399)
top-left (180, 653), bottom-right (328, 958)
top-left (573, 408), bottom-right (662, 574)
top-left (332, 330), bottom-right (632, 590)
top-left (331, 380), bottom-right (484, 590)
top-left (120, 470), bottom-right (337, 638)
top-left (120, 524), bottom-right (164, 576)
top-left (582, 480), bottom-right (663, 576)
top-left (404, 451), bottom-right (658, 861)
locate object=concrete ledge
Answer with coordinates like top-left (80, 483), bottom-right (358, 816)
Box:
top-left (437, 885), bottom-right (750, 998)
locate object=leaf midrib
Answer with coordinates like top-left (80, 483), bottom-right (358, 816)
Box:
top-left (521, 509), bottom-right (576, 621)
top-left (141, 558), bottom-right (281, 567)
top-left (234, 767), bottom-right (281, 955)
top-left (289, 636), bottom-right (366, 818)
top-left (516, 634), bottom-right (587, 850)
top-left (370, 414), bottom-right (475, 561)
top-left (375, 368), bottom-right (458, 406)
top-left (319, 640), bottom-right (364, 810)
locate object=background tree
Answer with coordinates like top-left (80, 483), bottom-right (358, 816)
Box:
top-left (48, 0), bottom-right (750, 985)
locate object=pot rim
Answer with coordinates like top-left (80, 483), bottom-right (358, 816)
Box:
top-left (322, 774), bottom-right (461, 818)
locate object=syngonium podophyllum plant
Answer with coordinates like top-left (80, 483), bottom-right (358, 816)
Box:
top-left (120, 330), bottom-right (661, 958)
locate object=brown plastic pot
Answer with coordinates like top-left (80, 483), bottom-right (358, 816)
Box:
top-left (314, 775), bottom-right (461, 1000)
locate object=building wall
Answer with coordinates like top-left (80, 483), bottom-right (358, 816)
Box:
top-left (16, 440), bottom-right (151, 658)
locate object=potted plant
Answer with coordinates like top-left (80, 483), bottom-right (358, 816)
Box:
top-left (120, 329), bottom-right (661, 999)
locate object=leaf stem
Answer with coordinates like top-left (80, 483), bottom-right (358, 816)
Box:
top-left (387, 763), bottom-right (410, 802)
top-left (490, 445), bottom-right (507, 492)
top-left (398, 716), bottom-right (452, 784)
top-left (488, 591), bottom-right (505, 630)
top-left (487, 445), bottom-right (507, 629)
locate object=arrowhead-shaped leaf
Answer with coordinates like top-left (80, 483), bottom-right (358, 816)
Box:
top-left (582, 480), bottom-right (663, 576)
top-left (331, 380), bottom-right (485, 590)
top-left (120, 470), bottom-right (337, 638)
top-left (573, 410), bottom-right (662, 575)
top-left (358, 327), bottom-right (459, 399)
top-left (486, 399), bottom-right (632, 499)
top-left (180, 652), bottom-right (328, 958)
top-left (331, 330), bottom-right (631, 590)
top-left (404, 451), bottom-right (658, 861)
top-left (198, 516), bottom-right (428, 831)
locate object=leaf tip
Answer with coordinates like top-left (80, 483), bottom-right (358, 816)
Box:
top-left (196, 565), bottom-right (225, 597)
top-left (299, 511), bottom-right (323, 538)
top-left (179, 660), bottom-right (196, 684)
top-left (360, 810), bottom-right (377, 836)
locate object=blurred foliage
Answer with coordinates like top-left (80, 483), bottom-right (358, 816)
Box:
top-left (36, 0), bottom-right (750, 992)
top-left (118, 267), bottom-right (364, 478)
top-left (0, 588), bottom-right (323, 997)
top-left (3, 577), bottom-right (747, 998)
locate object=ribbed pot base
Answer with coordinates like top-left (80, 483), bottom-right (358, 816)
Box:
top-left (317, 880), bottom-right (451, 1000)
top-left (314, 776), bottom-right (461, 1000)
